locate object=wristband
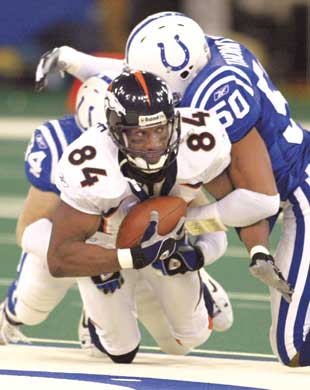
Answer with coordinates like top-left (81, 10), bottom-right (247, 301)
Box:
top-left (117, 248), bottom-right (133, 269)
top-left (250, 245), bottom-right (270, 258)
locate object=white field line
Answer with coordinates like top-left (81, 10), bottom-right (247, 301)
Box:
top-left (0, 118), bottom-right (309, 139)
top-left (0, 196), bottom-right (25, 218)
top-left (0, 118), bottom-right (47, 139)
top-left (0, 276), bottom-right (269, 303)
top-left (28, 337), bottom-right (276, 359)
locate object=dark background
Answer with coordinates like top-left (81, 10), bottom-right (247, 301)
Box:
top-left (1, 0), bottom-right (309, 118)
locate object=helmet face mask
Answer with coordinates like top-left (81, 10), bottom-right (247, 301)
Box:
top-left (105, 71), bottom-right (181, 174)
top-left (125, 12), bottom-right (210, 104)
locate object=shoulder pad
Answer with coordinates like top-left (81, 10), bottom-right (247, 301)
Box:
top-left (57, 128), bottom-right (128, 213)
top-left (177, 108), bottom-right (231, 182)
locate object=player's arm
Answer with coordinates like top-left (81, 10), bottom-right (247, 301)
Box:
top-left (228, 126), bottom-right (278, 249)
top-left (202, 127), bottom-right (278, 241)
top-left (47, 200), bottom-right (119, 276)
top-left (16, 186), bottom-right (59, 246)
top-left (48, 200), bottom-right (185, 278)
top-left (200, 129), bottom-right (292, 301)
top-left (35, 47), bottom-right (123, 91)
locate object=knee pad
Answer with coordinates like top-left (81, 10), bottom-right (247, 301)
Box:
top-left (6, 279), bottom-right (49, 326)
top-left (157, 338), bottom-right (191, 355)
top-left (15, 300), bottom-right (50, 325)
top-left (88, 318), bottom-right (139, 363)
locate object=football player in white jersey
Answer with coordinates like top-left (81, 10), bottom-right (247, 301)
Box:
top-left (35, 12), bottom-right (308, 367)
top-left (0, 73), bottom-right (233, 357)
top-left (47, 69), bottom-right (288, 363)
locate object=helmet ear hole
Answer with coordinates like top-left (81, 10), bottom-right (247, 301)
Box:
top-left (180, 70), bottom-right (189, 79)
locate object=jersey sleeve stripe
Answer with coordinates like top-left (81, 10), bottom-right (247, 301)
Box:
top-left (194, 75), bottom-right (255, 109)
top-left (190, 65), bottom-right (253, 107)
top-left (37, 125), bottom-right (60, 185)
top-left (50, 120), bottom-right (69, 152)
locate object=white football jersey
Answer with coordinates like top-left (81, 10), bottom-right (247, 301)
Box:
top-left (56, 107), bottom-right (231, 246)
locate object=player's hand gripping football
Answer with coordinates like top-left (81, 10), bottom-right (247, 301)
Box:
top-left (35, 47), bottom-right (66, 91)
top-left (123, 211), bottom-right (185, 270)
top-left (152, 233), bottom-right (204, 275)
top-left (249, 250), bottom-right (294, 303)
top-left (91, 272), bottom-right (124, 294)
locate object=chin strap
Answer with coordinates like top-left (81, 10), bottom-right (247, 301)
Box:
top-left (119, 153), bottom-right (177, 201)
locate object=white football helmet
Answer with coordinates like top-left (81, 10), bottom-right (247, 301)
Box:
top-left (125, 12), bottom-right (210, 103)
top-left (75, 74), bottom-right (111, 130)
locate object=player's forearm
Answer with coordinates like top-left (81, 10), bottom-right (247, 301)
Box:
top-left (47, 241), bottom-right (121, 277)
top-left (59, 47), bottom-right (123, 81)
top-left (186, 188), bottom-right (279, 230)
top-left (239, 219), bottom-right (270, 253)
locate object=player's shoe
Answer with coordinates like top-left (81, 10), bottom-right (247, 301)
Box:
top-left (78, 310), bottom-right (105, 358)
top-left (0, 299), bottom-right (30, 345)
top-left (200, 269), bottom-right (233, 332)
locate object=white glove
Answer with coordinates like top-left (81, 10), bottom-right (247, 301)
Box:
top-left (249, 246), bottom-right (294, 303)
top-left (35, 46), bottom-right (76, 91)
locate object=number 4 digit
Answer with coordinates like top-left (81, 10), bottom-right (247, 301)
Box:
top-left (80, 167), bottom-right (107, 187)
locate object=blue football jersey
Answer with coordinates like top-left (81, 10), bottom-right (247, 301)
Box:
top-left (181, 36), bottom-right (310, 201)
top-left (24, 115), bottom-right (83, 194)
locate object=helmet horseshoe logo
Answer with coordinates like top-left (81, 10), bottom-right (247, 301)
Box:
top-left (157, 35), bottom-right (190, 71)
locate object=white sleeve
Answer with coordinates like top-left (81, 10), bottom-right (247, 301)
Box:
top-left (186, 189), bottom-right (280, 230)
top-left (59, 46), bottom-right (124, 81)
top-left (195, 231), bottom-right (228, 266)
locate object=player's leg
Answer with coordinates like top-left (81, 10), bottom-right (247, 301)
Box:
top-left (135, 279), bottom-right (191, 355)
top-left (0, 251), bottom-right (75, 344)
top-left (199, 267), bottom-right (233, 332)
top-left (135, 268), bottom-right (233, 355)
top-left (77, 269), bottom-right (141, 363)
top-left (141, 267), bottom-right (212, 351)
top-left (269, 183), bottom-right (310, 366)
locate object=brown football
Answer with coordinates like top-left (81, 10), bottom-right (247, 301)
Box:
top-left (116, 196), bottom-right (187, 248)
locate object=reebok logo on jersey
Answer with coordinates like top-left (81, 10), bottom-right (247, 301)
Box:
top-left (213, 84), bottom-right (229, 102)
top-left (58, 172), bottom-right (69, 188)
top-left (35, 132), bottom-right (48, 149)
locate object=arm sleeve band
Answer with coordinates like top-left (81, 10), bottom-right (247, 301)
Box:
top-left (117, 248), bottom-right (133, 269)
top-left (59, 46), bottom-right (124, 81)
top-left (250, 245), bottom-right (270, 258)
top-left (196, 231), bottom-right (228, 266)
top-left (21, 218), bottom-right (52, 259)
top-left (187, 189), bottom-right (280, 228)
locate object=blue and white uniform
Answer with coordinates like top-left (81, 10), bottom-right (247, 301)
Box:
top-left (181, 36), bottom-right (310, 365)
top-left (25, 115), bottom-right (83, 194)
top-left (7, 115), bottom-right (83, 325)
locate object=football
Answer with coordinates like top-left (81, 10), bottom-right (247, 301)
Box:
top-left (116, 196), bottom-right (187, 248)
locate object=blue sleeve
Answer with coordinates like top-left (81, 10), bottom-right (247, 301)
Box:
top-left (182, 69), bottom-right (261, 143)
top-left (212, 78), bottom-right (261, 143)
top-left (24, 128), bottom-right (60, 194)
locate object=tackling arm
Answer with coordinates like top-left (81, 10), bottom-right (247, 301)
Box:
top-left (35, 47), bottom-right (124, 90)
top-left (187, 128), bottom-right (279, 234)
top-left (228, 127), bottom-right (278, 250)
